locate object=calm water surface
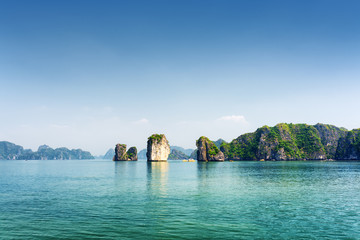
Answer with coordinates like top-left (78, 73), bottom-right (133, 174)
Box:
top-left (1, 160), bottom-right (360, 239)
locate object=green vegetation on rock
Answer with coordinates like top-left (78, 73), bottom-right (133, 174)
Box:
top-left (335, 129), bottom-right (360, 160)
top-left (196, 136), bottom-right (225, 161)
top-left (213, 139), bottom-right (227, 149)
top-left (114, 144), bottom-right (137, 161)
top-left (221, 123), bottom-right (354, 160)
top-left (148, 134), bottom-right (164, 142)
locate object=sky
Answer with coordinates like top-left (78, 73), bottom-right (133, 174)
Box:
top-left (1, 0), bottom-right (360, 155)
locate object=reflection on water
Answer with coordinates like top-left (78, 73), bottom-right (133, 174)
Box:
top-left (114, 161), bottom-right (138, 187)
top-left (147, 162), bottom-right (169, 197)
top-left (196, 161), bottom-right (211, 187)
top-left (145, 162), bottom-right (169, 233)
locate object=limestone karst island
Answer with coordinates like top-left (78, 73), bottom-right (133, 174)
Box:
top-left (108, 123), bottom-right (360, 162)
top-left (1, 123), bottom-right (360, 161)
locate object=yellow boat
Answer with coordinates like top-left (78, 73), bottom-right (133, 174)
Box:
top-left (183, 159), bottom-right (196, 162)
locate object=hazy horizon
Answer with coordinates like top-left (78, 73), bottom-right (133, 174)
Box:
top-left (1, 0), bottom-right (360, 155)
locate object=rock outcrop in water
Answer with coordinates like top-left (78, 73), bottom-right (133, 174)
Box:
top-left (114, 144), bottom-right (138, 161)
top-left (127, 147), bottom-right (138, 161)
top-left (146, 134), bottom-right (170, 161)
top-left (196, 136), bottom-right (225, 161)
top-left (220, 123), bottom-right (359, 161)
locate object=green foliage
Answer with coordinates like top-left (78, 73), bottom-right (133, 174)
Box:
top-left (213, 139), bottom-right (226, 149)
top-left (267, 125), bottom-right (280, 141)
top-left (352, 129), bottom-right (360, 154)
top-left (276, 140), bottom-right (299, 158)
top-left (196, 136), bottom-right (221, 158)
top-left (196, 136), bottom-right (210, 146)
top-left (208, 144), bottom-right (219, 156)
top-left (149, 134), bottom-right (164, 142)
top-left (335, 129), bottom-right (360, 159)
top-left (224, 123), bottom-right (336, 160)
top-left (220, 142), bottom-right (230, 157)
top-left (291, 124), bottom-right (324, 157)
top-left (226, 132), bottom-right (259, 160)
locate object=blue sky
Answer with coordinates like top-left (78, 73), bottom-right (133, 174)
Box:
top-left (1, 0), bottom-right (360, 155)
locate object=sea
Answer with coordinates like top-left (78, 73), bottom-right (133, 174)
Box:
top-left (1, 159), bottom-right (360, 239)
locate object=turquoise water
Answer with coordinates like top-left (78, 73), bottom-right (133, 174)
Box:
top-left (1, 160), bottom-right (360, 239)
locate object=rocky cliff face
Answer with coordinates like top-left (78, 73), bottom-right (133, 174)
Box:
top-left (221, 123), bottom-right (358, 161)
top-left (335, 129), bottom-right (360, 160)
top-left (196, 136), bottom-right (225, 161)
top-left (114, 144), bottom-right (138, 161)
top-left (114, 144), bottom-right (127, 161)
top-left (127, 147), bottom-right (138, 161)
top-left (314, 123), bottom-right (347, 158)
top-left (147, 134), bottom-right (170, 161)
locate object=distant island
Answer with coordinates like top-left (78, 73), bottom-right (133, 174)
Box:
top-left (0, 142), bottom-right (94, 160)
top-left (103, 148), bottom-right (115, 159)
top-left (197, 123), bottom-right (360, 161)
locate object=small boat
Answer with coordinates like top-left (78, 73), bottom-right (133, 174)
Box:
top-left (183, 159), bottom-right (196, 162)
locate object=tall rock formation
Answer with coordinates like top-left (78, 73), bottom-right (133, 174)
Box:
top-left (127, 147), bottom-right (138, 161)
top-left (147, 134), bottom-right (170, 161)
top-left (196, 136), bottom-right (225, 161)
top-left (114, 144), bottom-right (138, 161)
